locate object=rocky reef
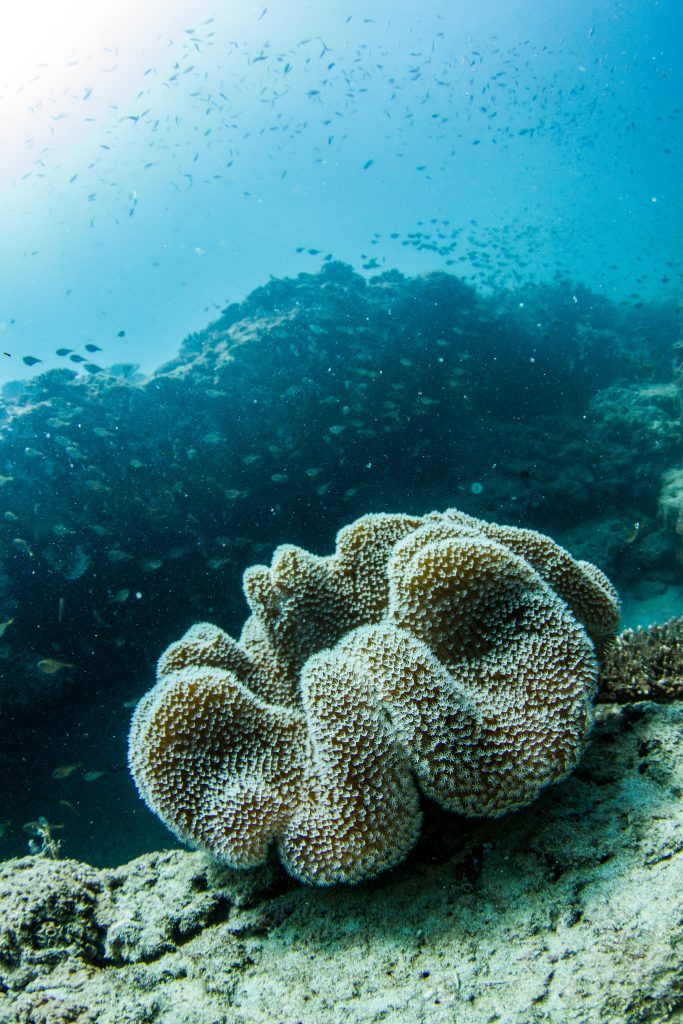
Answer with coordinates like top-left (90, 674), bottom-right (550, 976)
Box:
top-left (0, 261), bottom-right (681, 867)
top-left (2, 700), bottom-right (682, 1023)
top-left (1, 261), bottom-right (682, 1019)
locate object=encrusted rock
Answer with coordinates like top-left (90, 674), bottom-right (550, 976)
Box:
top-left (99, 850), bottom-right (274, 964)
top-left (0, 857), bottom-right (107, 991)
top-left (1, 701), bottom-right (682, 1024)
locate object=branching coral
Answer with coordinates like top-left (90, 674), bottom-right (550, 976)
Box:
top-left (129, 508), bottom-right (619, 885)
top-left (598, 615), bottom-right (683, 703)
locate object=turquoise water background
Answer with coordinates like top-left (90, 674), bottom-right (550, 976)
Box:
top-left (1, 0), bottom-right (681, 386)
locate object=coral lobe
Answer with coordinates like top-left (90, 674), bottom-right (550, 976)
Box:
top-left (129, 508), bottom-right (619, 885)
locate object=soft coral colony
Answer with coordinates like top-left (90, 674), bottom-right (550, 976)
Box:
top-left (128, 507), bottom-right (620, 886)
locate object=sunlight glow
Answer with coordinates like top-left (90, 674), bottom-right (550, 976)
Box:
top-left (0, 0), bottom-right (178, 179)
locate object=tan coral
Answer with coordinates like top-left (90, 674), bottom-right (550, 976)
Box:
top-left (598, 615), bottom-right (683, 703)
top-left (129, 508), bottom-right (620, 886)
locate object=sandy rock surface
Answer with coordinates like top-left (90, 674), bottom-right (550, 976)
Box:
top-left (1, 701), bottom-right (682, 1024)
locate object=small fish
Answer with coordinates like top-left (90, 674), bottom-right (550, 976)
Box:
top-left (625, 521), bottom-right (641, 544)
top-left (84, 343), bottom-right (102, 352)
top-left (82, 769), bottom-right (106, 782)
top-left (83, 363), bottom-right (103, 373)
top-left (140, 557), bottom-right (163, 571)
top-left (55, 347), bottom-right (73, 356)
top-left (107, 549), bottom-right (132, 562)
top-left (51, 523), bottom-right (73, 537)
top-left (69, 354), bottom-right (87, 363)
top-left (58, 799), bottom-right (82, 816)
top-left (22, 355), bottom-right (42, 366)
top-left (0, 821), bottom-right (10, 839)
top-left (37, 658), bottom-right (76, 675)
top-left (0, 617), bottom-right (14, 637)
top-left (110, 588), bottom-right (130, 603)
top-left (117, 329), bottom-right (126, 337)
top-left (51, 762), bottom-right (83, 779)
top-left (90, 524), bottom-right (111, 536)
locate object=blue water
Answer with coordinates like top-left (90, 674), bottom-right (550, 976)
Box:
top-left (0, 0), bottom-right (682, 877)
top-left (1, 0), bottom-right (681, 385)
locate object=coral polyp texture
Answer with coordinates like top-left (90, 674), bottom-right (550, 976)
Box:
top-left (128, 508), bottom-right (620, 886)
